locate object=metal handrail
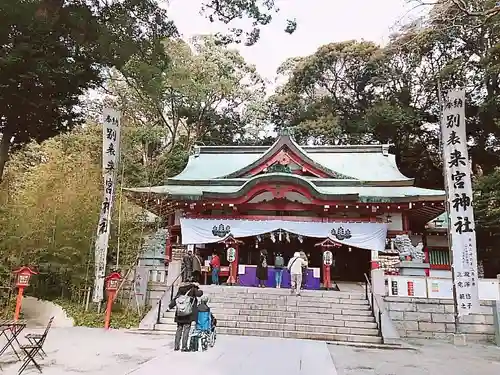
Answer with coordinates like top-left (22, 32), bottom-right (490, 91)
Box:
top-left (155, 267), bottom-right (185, 324)
top-left (364, 273), bottom-right (383, 339)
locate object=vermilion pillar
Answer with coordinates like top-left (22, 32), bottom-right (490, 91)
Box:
top-left (323, 263), bottom-right (331, 289)
top-left (230, 243), bottom-right (239, 285)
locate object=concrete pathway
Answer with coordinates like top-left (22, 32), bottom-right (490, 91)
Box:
top-left (129, 335), bottom-right (338, 375)
top-left (0, 327), bottom-right (173, 375)
top-left (329, 339), bottom-right (500, 375)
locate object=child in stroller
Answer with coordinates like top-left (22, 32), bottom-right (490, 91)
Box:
top-left (190, 295), bottom-right (217, 351)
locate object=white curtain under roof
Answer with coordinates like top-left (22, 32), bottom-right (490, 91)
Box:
top-left (180, 218), bottom-right (387, 252)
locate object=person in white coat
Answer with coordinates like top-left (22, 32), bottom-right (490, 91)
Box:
top-left (287, 252), bottom-right (307, 296)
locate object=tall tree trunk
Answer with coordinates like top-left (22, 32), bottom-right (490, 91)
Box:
top-left (0, 130), bottom-right (12, 182)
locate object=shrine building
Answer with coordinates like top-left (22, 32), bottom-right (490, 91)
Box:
top-left (127, 131), bottom-right (447, 288)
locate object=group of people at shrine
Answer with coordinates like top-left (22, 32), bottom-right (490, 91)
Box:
top-left (181, 248), bottom-right (221, 285)
top-left (256, 249), bottom-right (309, 295)
top-left (181, 246), bottom-right (311, 294)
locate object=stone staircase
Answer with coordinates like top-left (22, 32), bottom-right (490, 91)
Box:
top-left (156, 285), bottom-right (382, 344)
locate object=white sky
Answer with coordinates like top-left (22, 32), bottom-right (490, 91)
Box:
top-left (166, 0), bottom-right (417, 87)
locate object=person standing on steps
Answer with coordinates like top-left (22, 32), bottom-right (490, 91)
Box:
top-left (288, 251), bottom-right (307, 296)
top-left (299, 250), bottom-right (308, 290)
top-left (210, 250), bottom-right (221, 285)
top-left (192, 249), bottom-right (203, 283)
top-left (256, 249), bottom-right (268, 287)
top-left (274, 252), bottom-right (284, 288)
top-left (182, 248), bottom-right (194, 282)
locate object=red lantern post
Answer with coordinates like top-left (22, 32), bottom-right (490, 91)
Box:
top-left (104, 272), bottom-right (121, 329)
top-left (219, 235), bottom-right (243, 286)
top-left (314, 238), bottom-right (341, 290)
top-left (13, 267), bottom-right (37, 321)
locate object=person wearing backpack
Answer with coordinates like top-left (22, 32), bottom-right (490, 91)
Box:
top-left (287, 251), bottom-right (307, 296)
top-left (168, 282), bottom-right (202, 351)
top-left (274, 252), bottom-right (284, 288)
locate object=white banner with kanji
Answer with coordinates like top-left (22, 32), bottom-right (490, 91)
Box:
top-left (440, 89), bottom-right (479, 316)
top-left (92, 108), bottom-right (121, 303)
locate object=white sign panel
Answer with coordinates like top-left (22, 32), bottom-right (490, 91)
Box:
top-left (427, 278), bottom-right (454, 299)
top-left (92, 108), bottom-right (121, 303)
top-left (440, 89), bottom-right (479, 316)
top-left (387, 277), bottom-right (427, 298)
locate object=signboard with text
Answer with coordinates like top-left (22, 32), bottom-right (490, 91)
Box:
top-left (92, 108), bottom-right (121, 303)
top-left (440, 89), bottom-right (479, 316)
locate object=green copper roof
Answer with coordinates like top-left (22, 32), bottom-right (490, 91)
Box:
top-left (126, 184), bottom-right (444, 201)
top-left (126, 134), bottom-right (445, 203)
top-left (171, 141), bottom-right (411, 182)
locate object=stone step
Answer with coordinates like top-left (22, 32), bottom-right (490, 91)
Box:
top-left (163, 308), bottom-right (375, 320)
top-left (208, 300), bottom-right (370, 311)
top-left (159, 314), bottom-right (377, 328)
top-left (153, 323), bottom-right (382, 344)
top-left (215, 326), bottom-right (383, 344)
top-left (208, 297), bottom-right (369, 307)
top-left (208, 305), bottom-right (372, 316)
top-left (202, 286), bottom-right (366, 300)
top-left (216, 320), bottom-right (379, 336)
top-left (206, 289), bottom-right (367, 298)
top-left (156, 323), bottom-right (177, 332)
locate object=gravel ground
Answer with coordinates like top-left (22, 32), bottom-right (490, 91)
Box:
top-left (329, 339), bottom-right (500, 375)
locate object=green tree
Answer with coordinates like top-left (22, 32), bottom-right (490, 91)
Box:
top-left (0, 0), bottom-right (176, 181)
top-left (268, 40), bottom-right (381, 145)
top-left (104, 35), bottom-right (267, 186)
top-left (200, 0), bottom-right (297, 45)
top-left (0, 124), bottom-right (145, 299)
top-left (475, 169), bottom-right (500, 234)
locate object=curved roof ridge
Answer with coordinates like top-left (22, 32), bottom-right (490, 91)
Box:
top-left (201, 172), bottom-right (359, 201)
top-left (170, 134), bottom-right (411, 182)
top-left (220, 134), bottom-right (356, 179)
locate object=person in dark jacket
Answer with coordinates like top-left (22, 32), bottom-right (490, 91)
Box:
top-left (192, 249), bottom-right (203, 283)
top-left (168, 282), bottom-right (203, 351)
top-left (256, 249), bottom-right (268, 287)
top-left (182, 249), bottom-right (194, 282)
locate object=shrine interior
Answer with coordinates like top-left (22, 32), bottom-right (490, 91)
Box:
top-left (196, 234), bottom-right (371, 284)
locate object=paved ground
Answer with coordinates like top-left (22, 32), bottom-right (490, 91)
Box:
top-left (329, 339), bottom-right (500, 375)
top-left (0, 327), bottom-right (337, 375)
top-left (1, 327), bottom-right (499, 375)
top-left (0, 327), bottom-right (172, 375)
top-left (131, 335), bottom-right (337, 375)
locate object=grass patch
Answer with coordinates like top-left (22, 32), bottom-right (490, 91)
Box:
top-left (55, 299), bottom-right (144, 329)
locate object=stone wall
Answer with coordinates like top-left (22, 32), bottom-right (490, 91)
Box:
top-left (385, 296), bottom-right (495, 343)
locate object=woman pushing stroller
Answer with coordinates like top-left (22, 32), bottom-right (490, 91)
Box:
top-left (168, 280), bottom-right (202, 351)
top-left (168, 281), bottom-right (216, 352)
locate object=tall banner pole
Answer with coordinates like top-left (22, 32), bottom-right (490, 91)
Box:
top-left (92, 108), bottom-right (121, 304)
top-left (439, 89), bottom-right (479, 329)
